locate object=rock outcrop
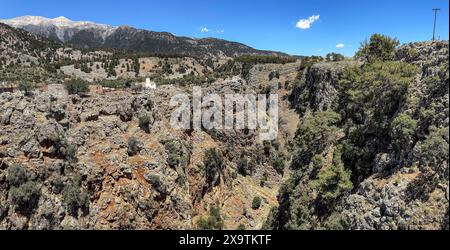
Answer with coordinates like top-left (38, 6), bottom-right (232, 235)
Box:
top-left (289, 61), bottom-right (356, 114)
top-left (0, 64), bottom-right (300, 229)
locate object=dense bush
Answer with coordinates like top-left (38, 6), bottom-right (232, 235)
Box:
top-left (260, 173), bottom-right (268, 187)
top-left (196, 204), bottom-right (225, 230)
top-left (7, 165), bottom-right (28, 187)
top-left (127, 137), bottom-right (142, 156)
top-left (203, 148), bottom-right (225, 187)
top-left (417, 127), bottom-right (449, 179)
top-left (235, 55), bottom-right (296, 65)
top-left (138, 115), bottom-right (153, 133)
top-left (236, 156), bottom-right (249, 176)
top-left (272, 157), bottom-right (285, 175)
top-left (252, 196), bottom-right (262, 210)
top-left (355, 34), bottom-right (400, 62)
top-left (18, 81), bottom-right (35, 96)
top-left (325, 53), bottom-right (345, 62)
top-left (311, 147), bottom-right (353, 208)
top-left (338, 61), bottom-right (419, 182)
top-left (48, 133), bottom-right (77, 161)
top-left (97, 78), bottom-right (132, 89)
top-left (390, 113), bottom-right (418, 157)
top-left (64, 79), bottom-right (89, 95)
top-left (236, 156), bottom-right (251, 176)
top-left (322, 212), bottom-right (347, 230)
top-left (10, 181), bottom-right (40, 214)
top-left (147, 174), bottom-right (167, 195)
top-left (298, 56), bottom-right (323, 72)
top-left (269, 71), bottom-right (280, 81)
top-left (292, 111), bottom-right (341, 169)
top-left (62, 180), bottom-right (89, 216)
top-left (164, 140), bottom-right (182, 168)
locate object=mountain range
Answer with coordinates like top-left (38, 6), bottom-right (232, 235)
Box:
top-left (0, 16), bottom-right (288, 58)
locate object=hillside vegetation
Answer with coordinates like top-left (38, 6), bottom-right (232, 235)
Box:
top-left (265, 35), bottom-right (449, 230)
top-left (0, 24), bottom-right (448, 230)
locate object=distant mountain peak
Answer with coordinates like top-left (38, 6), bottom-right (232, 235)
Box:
top-left (53, 16), bottom-right (72, 22)
top-left (0, 15), bottom-right (117, 43)
top-left (0, 15), bottom-right (288, 57)
top-left (1, 15), bottom-right (115, 29)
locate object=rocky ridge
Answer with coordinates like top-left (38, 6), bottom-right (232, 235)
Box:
top-left (0, 60), bottom-right (301, 229)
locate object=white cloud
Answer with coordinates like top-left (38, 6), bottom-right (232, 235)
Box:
top-left (216, 30), bottom-right (224, 34)
top-left (317, 49), bottom-right (323, 52)
top-left (201, 27), bottom-right (209, 33)
top-left (336, 43), bottom-right (345, 48)
top-left (296, 15), bottom-right (320, 29)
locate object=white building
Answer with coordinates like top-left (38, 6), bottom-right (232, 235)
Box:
top-left (143, 78), bottom-right (156, 89)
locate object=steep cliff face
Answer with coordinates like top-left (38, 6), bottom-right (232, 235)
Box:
top-left (0, 88), bottom-right (194, 229)
top-left (289, 61), bottom-right (356, 114)
top-left (0, 65), bottom-right (300, 229)
top-left (266, 41), bottom-right (449, 230)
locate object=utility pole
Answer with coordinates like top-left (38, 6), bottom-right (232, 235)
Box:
top-left (432, 8), bottom-right (441, 41)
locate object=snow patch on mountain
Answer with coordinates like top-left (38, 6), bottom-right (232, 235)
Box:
top-left (0, 15), bottom-right (118, 42)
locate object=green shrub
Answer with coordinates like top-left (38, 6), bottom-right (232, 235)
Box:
top-left (311, 147), bottom-right (353, 208)
top-left (97, 79), bottom-right (132, 89)
top-left (165, 140), bottom-right (182, 168)
top-left (196, 204), bottom-right (225, 230)
top-left (7, 165), bottom-right (28, 187)
top-left (417, 127), bottom-right (449, 178)
top-left (252, 196), bottom-right (262, 210)
top-left (390, 113), bottom-right (418, 156)
top-left (10, 181), bottom-right (40, 214)
top-left (237, 224), bottom-right (246, 230)
top-left (272, 157), bottom-right (285, 175)
top-left (260, 173), bottom-right (268, 187)
top-left (203, 148), bottom-right (225, 187)
top-left (355, 34), bottom-right (400, 62)
top-left (48, 133), bottom-right (77, 161)
top-left (235, 55), bottom-right (296, 65)
top-left (147, 174), bottom-right (161, 186)
top-left (338, 61), bottom-right (419, 181)
top-left (62, 182), bottom-right (89, 216)
top-left (127, 137), bottom-right (142, 156)
top-left (18, 82), bottom-right (35, 96)
top-left (131, 83), bottom-right (143, 93)
top-left (292, 111), bottom-right (341, 169)
top-left (236, 156), bottom-right (249, 176)
top-left (269, 71), bottom-right (280, 81)
top-left (64, 79), bottom-right (89, 95)
top-left (325, 53), bottom-right (345, 62)
top-left (139, 115), bottom-right (153, 133)
top-left (147, 174), bottom-right (167, 195)
top-left (322, 212), bottom-right (347, 230)
top-left (298, 56), bottom-right (323, 72)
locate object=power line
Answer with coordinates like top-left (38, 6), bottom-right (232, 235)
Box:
top-left (432, 8), bottom-right (441, 41)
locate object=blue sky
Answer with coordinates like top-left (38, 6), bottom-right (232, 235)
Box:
top-left (0, 0), bottom-right (448, 56)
